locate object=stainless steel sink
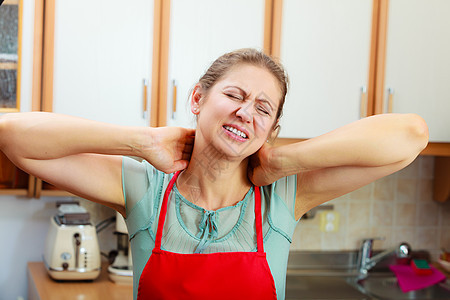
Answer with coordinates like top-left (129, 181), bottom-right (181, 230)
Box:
top-left (286, 275), bottom-right (369, 299)
top-left (351, 275), bottom-right (450, 300)
top-left (285, 251), bottom-right (450, 300)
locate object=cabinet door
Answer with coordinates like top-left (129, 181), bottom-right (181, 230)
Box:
top-left (0, 0), bottom-right (35, 113)
top-left (52, 0), bottom-right (154, 126)
top-left (165, 0), bottom-right (266, 128)
top-left (278, 0), bottom-right (373, 138)
top-left (383, 0), bottom-right (450, 142)
top-left (0, 0), bottom-right (36, 196)
top-left (0, 1), bottom-right (20, 112)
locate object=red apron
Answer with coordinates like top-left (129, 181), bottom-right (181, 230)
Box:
top-left (137, 171), bottom-right (277, 300)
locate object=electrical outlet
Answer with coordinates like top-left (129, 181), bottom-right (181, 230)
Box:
top-left (319, 211), bottom-right (339, 232)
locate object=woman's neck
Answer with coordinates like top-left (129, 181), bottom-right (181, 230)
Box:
top-left (176, 142), bottom-right (252, 211)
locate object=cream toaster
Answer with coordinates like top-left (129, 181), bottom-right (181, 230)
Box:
top-left (43, 203), bottom-right (101, 280)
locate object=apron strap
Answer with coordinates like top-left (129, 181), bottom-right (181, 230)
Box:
top-left (254, 186), bottom-right (264, 253)
top-left (154, 171), bottom-right (264, 253)
top-left (154, 171), bottom-right (180, 250)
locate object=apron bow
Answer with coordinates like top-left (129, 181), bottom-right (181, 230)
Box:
top-left (195, 210), bottom-right (218, 253)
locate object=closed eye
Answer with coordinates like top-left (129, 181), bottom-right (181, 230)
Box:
top-left (257, 105), bottom-right (270, 116)
top-left (226, 93), bottom-right (243, 101)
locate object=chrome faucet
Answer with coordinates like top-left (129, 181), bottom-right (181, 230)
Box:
top-left (357, 238), bottom-right (411, 280)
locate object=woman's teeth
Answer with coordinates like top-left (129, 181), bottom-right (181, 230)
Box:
top-left (224, 125), bottom-right (247, 139)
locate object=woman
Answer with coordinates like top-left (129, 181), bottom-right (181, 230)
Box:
top-left (0, 49), bottom-right (428, 300)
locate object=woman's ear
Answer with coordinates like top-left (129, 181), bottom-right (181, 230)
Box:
top-left (267, 120), bottom-right (280, 144)
top-left (191, 84), bottom-right (203, 115)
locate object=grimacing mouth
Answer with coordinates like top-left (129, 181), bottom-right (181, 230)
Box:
top-left (222, 125), bottom-right (249, 139)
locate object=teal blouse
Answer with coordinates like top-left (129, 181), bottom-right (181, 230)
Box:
top-left (122, 156), bottom-right (299, 300)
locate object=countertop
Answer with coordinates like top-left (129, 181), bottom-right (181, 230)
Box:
top-left (28, 261), bottom-right (133, 300)
top-left (432, 261), bottom-right (450, 279)
top-left (27, 259), bottom-right (448, 300)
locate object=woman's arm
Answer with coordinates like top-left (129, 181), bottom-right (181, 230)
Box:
top-left (249, 113), bottom-right (429, 219)
top-left (0, 112), bottom-right (194, 216)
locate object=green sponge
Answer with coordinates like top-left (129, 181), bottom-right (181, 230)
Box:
top-left (411, 259), bottom-right (433, 275)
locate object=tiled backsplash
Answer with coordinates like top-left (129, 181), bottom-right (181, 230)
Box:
top-left (291, 156), bottom-right (450, 261)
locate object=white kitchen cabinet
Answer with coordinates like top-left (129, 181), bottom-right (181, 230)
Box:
top-left (51, 0), bottom-right (154, 127)
top-left (277, 0), bottom-right (373, 139)
top-left (165, 0), bottom-right (266, 128)
top-left (382, 0), bottom-right (450, 142)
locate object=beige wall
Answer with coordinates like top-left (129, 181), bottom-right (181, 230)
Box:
top-left (291, 156), bottom-right (450, 261)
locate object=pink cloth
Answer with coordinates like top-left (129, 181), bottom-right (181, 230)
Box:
top-left (389, 264), bottom-right (447, 292)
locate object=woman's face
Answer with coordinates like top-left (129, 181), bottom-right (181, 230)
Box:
top-left (192, 64), bottom-right (282, 159)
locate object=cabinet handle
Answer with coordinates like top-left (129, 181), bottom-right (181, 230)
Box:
top-left (172, 80), bottom-right (177, 119)
top-left (360, 86), bottom-right (367, 118)
top-left (387, 87), bottom-right (394, 113)
top-left (142, 79), bottom-right (149, 119)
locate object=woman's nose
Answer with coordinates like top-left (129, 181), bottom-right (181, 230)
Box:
top-left (235, 103), bottom-right (253, 123)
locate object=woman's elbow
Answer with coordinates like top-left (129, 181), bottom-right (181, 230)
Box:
top-left (406, 113), bottom-right (429, 152)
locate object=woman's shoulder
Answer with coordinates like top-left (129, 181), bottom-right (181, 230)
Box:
top-left (262, 174), bottom-right (297, 200)
top-left (122, 157), bottom-right (168, 215)
top-left (261, 174), bottom-right (299, 236)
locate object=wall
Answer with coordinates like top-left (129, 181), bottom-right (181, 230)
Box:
top-left (291, 156), bottom-right (450, 261)
top-left (0, 195), bottom-right (54, 300)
